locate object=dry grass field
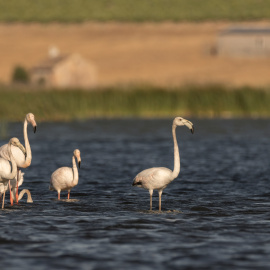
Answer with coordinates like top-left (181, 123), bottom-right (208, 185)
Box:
top-left (1, 21), bottom-right (270, 88)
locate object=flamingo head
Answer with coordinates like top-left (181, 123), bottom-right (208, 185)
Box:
top-left (26, 113), bottom-right (37, 133)
top-left (10, 137), bottom-right (26, 156)
top-left (173, 117), bottom-right (194, 134)
top-left (132, 177), bottom-right (143, 187)
top-left (74, 149), bottom-right (81, 169)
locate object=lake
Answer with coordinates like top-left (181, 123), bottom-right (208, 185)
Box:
top-left (0, 118), bottom-right (270, 270)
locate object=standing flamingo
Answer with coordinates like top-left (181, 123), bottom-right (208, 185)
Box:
top-left (49, 149), bottom-right (81, 200)
top-left (0, 138), bottom-right (25, 209)
top-left (0, 172), bottom-right (33, 204)
top-left (0, 113), bottom-right (37, 203)
top-left (132, 117), bottom-right (194, 212)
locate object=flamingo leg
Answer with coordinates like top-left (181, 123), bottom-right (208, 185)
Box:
top-left (68, 191), bottom-right (70, 200)
top-left (58, 192), bottom-right (60, 200)
top-left (149, 189), bottom-right (153, 211)
top-left (16, 169), bottom-right (19, 203)
top-left (158, 190), bottom-right (163, 212)
top-left (9, 180), bottom-right (13, 206)
top-left (2, 190), bottom-right (5, 209)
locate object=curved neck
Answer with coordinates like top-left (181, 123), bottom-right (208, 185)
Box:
top-left (17, 189), bottom-right (33, 203)
top-left (4, 142), bottom-right (17, 180)
top-left (22, 118), bottom-right (32, 168)
top-left (72, 156), bottom-right (79, 186)
top-left (171, 124), bottom-right (180, 179)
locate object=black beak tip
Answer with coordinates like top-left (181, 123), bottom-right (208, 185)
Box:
top-left (78, 161), bottom-right (81, 169)
top-left (191, 127), bottom-right (194, 134)
top-left (132, 181), bottom-right (141, 186)
top-left (33, 126), bottom-right (37, 133)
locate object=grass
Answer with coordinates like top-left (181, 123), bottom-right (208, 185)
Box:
top-left (0, 0), bottom-right (270, 22)
top-left (0, 85), bottom-right (270, 122)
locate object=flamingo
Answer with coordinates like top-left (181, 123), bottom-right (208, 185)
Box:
top-left (132, 117), bottom-right (194, 212)
top-left (0, 138), bottom-right (25, 209)
top-left (49, 149), bottom-right (81, 200)
top-left (0, 172), bottom-right (33, 204)
top-left (0, 113), bottom-right (37, 203)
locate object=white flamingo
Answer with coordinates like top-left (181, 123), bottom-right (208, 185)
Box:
top-left (0, 172), bottom-right (33, 204)
top-left (49, 149), bottom-right (81, 200)
top-left (0, 113), bottom-right (37, 203)
top-left (132, 117), bottom-right (194, 212)
top-left (0, 138), bottom-right (25, 209)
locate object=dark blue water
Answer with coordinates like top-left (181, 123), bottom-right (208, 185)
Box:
top-left (0, 118), bottom-right (270, 270)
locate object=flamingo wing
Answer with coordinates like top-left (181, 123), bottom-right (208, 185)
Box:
top-left (134, 167), bottom-right (172, 190)
top-left (50, 167), bottom-right (74, 191)
top-left (0, 144), bottom-right (26, 167)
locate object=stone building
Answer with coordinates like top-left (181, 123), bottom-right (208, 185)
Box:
top-left (31, 51), bottom-right (97, 88)
top-left (218, 27), bottom-right (270, 57)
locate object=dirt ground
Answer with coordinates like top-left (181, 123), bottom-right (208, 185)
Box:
top-left (1, 22), bottom-right (270, 88)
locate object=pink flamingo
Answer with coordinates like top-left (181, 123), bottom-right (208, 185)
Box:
top-left (0, 113), bottom-right (37, 203)
top-left (49, 149), bottom-right (81, 200)
top-left (132, 117), bottom-right (194, 212)
top-left (0, 138), bottom-right (25, 208)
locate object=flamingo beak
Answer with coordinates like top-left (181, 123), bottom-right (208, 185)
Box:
top-left (132, 180), bottom-right (142, 187)
top-left (33, 126), bottom-right (37, 133)
top-left (78, 161), bottom-right (81, 169)
top-left (183, 120), bottom-right (194, 134)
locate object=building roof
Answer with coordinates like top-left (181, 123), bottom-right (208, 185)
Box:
top-left (220, 27), bottom-right (270, 36)
top-left (31, 54), bottom-right (69, 72)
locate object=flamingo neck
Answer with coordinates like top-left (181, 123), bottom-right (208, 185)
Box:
top-left (72, 156), bottom-right (79, 186)
top-left (17, 189), bottom-right (33, 203)
top-left (171, 124), bottom-right (180, 180)
top-left (22, 118), bottom-right (32, 168)
top-left (4, 142), bottom-right (17, 180)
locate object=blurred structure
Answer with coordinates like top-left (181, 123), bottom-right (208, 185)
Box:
top-left (218, 27), bottom-right (270, 57)
top-left (30, 48), bottom-right (97, 88)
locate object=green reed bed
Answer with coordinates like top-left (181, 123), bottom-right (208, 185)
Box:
top-left (0, 85), bottom-right (270, 121)
top-left (0, 0), bottom-right (270, 22)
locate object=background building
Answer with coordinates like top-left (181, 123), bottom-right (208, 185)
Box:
top-left (31, 50), bottom-right (97, 88)
top-left (218, 27), bottom-right (270, 57)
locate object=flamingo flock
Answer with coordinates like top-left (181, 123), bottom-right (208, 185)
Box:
top-left (0, 113), bottom-right (193, 212)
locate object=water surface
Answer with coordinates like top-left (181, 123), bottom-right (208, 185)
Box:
top-left (0, 118), bottom-right (270, 270)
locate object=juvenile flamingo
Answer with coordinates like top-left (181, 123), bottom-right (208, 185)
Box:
top-left (0, 113), bottom-right (37, 203)
top-left (49, 149), bottom-right (81, 200)
top-left (132, 117), bottom-right (194, 212)
top-left (0, 138), bottom-right (25, 208)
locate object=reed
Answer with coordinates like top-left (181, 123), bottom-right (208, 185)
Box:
top-left (0, 0), bottom-right (269, 22)
top-left (0, 85), bottom-right (270, 121)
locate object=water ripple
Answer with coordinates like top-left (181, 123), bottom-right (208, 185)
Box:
top-left (0, 119), bottom-right (270, 269)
